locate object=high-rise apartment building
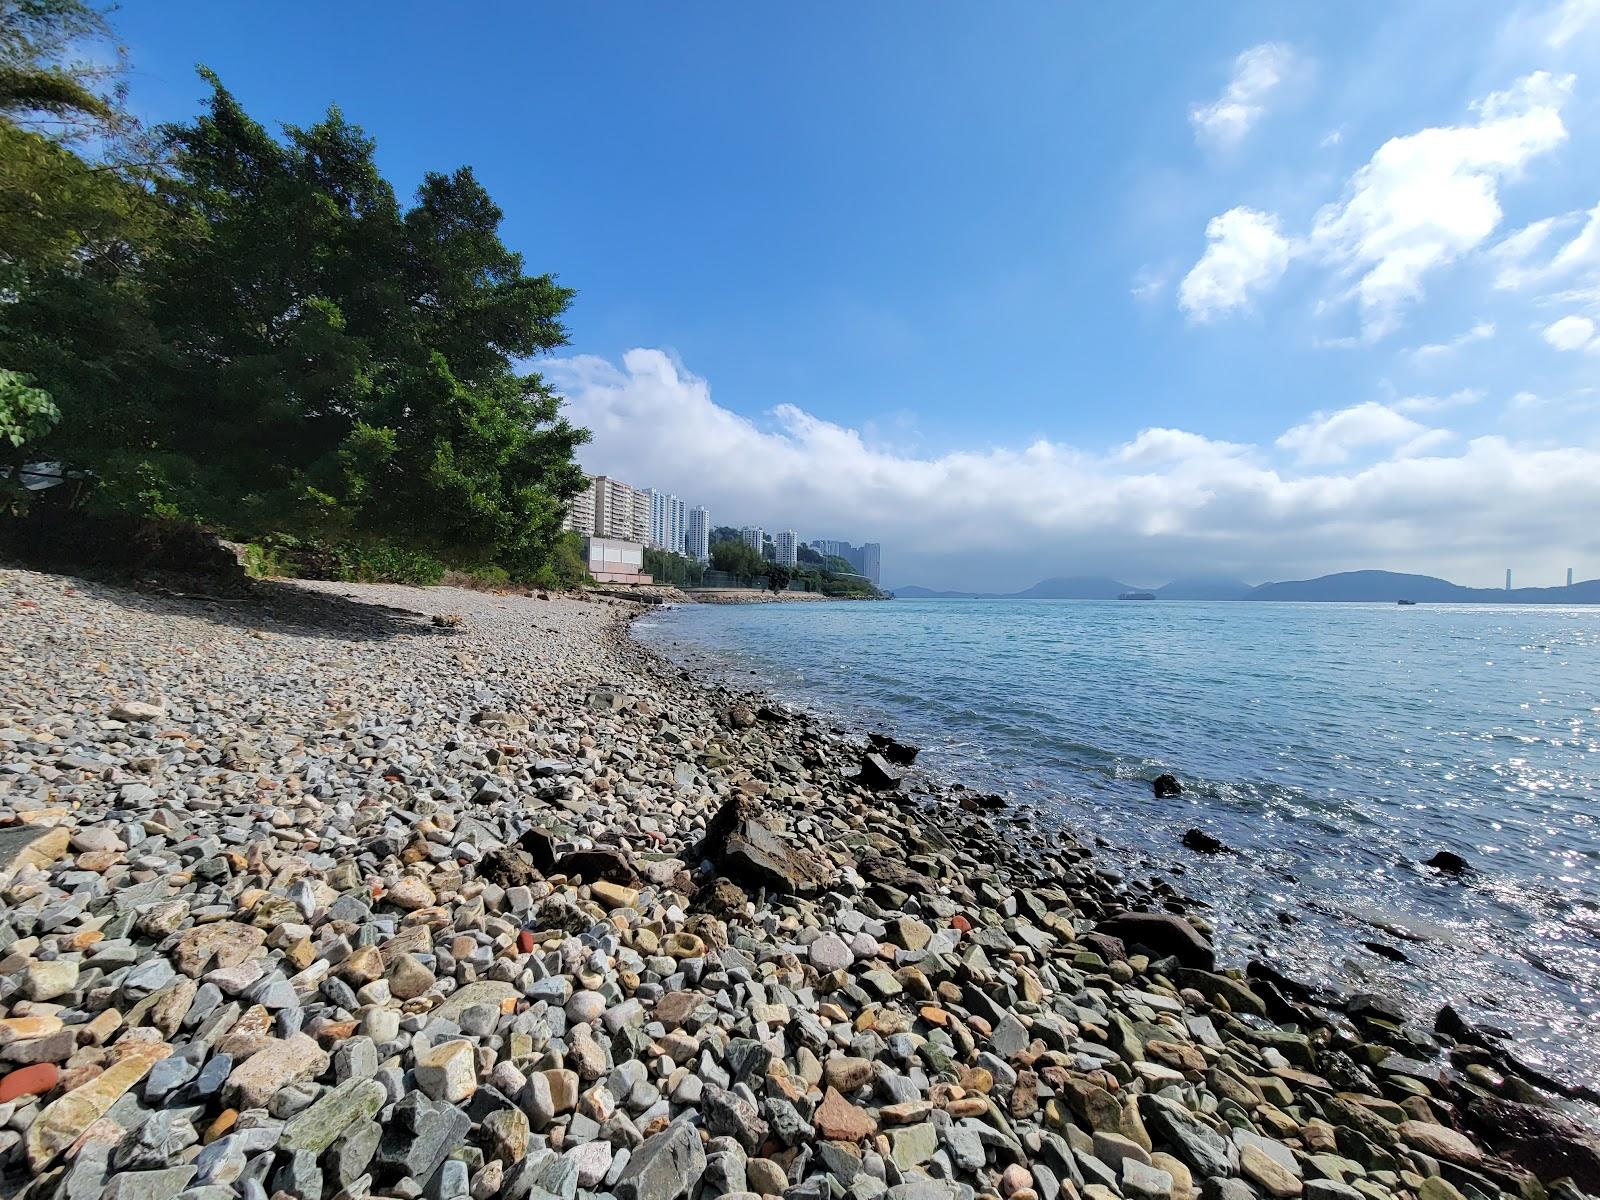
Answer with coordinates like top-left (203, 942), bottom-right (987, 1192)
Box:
top-left (860, 542), bottom-right (881, 585)
top-left (562, 476), bottom-right (596, 536)
top-left (646, 490), bottom-right (686, 554)
top-left (687, 507), bottom-right (711, 563)
top-left (775, 530), bottom-right (799, 567)
top-left (590, 475), bottom-right (647, 542)
top-left (810, 539), bottom-right (851, 561)
top-left (741, 526), bottom-right (764, 553)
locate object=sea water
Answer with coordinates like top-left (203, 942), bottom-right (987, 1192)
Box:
top-left (635, 598), bottom-right (1600, 1081)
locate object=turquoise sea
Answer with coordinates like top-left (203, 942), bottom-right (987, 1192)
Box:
top-left (635, 598), bottom-right (1600, 1081)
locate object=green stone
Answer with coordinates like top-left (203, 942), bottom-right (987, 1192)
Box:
top-left (281, 1078), bottom-right (387, 1154)
top-left (889, 1122), bottom-right (937, 1170)
top-left (860, 970), bottom-right (902, 998)
top-left (1418, 1178), bottom-right (1465, 1200)
top-left (434, 980), bottom-right (520, 1022)
top-left (1252, 1076), bottom-right (1295, 1107)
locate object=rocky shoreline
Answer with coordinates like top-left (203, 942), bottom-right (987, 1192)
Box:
top-left (0, 567), bottom-right (1595, 1200)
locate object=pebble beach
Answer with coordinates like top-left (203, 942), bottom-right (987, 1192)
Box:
top-left (0, 567), bottom-right (1595, 1200)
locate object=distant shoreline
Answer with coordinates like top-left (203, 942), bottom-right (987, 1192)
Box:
top-left (891, 567), bottom-right (1600, 605)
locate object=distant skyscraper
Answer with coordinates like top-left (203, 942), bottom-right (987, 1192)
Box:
top-left (860, 542), bottom-right (881, 585)
top-left (646, 489), bottom-right (669, 549)
top-left (1568, 567), bottom-right (1575, 588)
top-left (741, 525), bottom-right (764, 553)
top-left (1506, 568), bottom-right (1512, 592)
top-left (809, 538), bottom-right (880, 580)
top-left (775, 530), bottom-right (799, 566)
top-left (646, 490), bottom-right (687, 554)
top-left (687, 507), bottom-right (711, 563)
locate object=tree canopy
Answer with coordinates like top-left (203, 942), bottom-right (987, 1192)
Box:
top-left (2, 21), bottom-right (591, 585)
top-left (710, 538), bottom-right (765, 578)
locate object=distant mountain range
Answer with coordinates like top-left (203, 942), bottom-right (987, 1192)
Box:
top-left (1245, 570), bottom-right (1600, 603)
top-left (890, 570), bottom-right (1600, 604)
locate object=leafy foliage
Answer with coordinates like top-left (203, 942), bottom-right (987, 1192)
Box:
top-left (0, 1), bottom-right (128, 140)
top-left (710, 537), bottom-right (766, 578)
top-left (2, 52), bottom-right (592, 584)
top-left (765, 563), bottom-right (795, 593)
top-left (811, 569), bottom-right (882, 598)
top-left (0, 368), bottom-right (57, 449)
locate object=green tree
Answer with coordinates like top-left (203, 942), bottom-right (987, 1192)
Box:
top-left (710, 538), bottom-right (764, 579)
top-left (766, 563), bottom-right (795, 593)
top-left (0, 1), bottom-right (127, 140)
top-left (8, 68), bottom-right (590, 581)
top-left (1, 1), bottom-right (157, 493)
top-left (1, 0), bottom-right (155, 275)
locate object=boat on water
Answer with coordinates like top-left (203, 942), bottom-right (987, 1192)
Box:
top-left (1397, 599), bottom-right (1417, 605)
top-left (1118, 591), bottom-right (1155, 600)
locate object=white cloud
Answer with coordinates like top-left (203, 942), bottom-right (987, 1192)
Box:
top-left (1191, 43), bottom-right (1298, 148)
top-left (1129, 265), bottom-right (1169, 304)
top-left (1275, 401), bottom-right (1448, 464)
top-left (546, 349), bottom-right (1600, 588)
top-left (1116, 427), bottom-right (1252, 465)
top-left (1183, 72), bottom-right (1574, 338)
top-left (1178, 208), bottom-right (1293, 321)
top-left (1543, 314), bottom-right (1600, 351)
top-left (1395, 388), bottom-right (1486, 414)
top-left (1547, 0), bottom-right (1600, 46)
top-left (1308, 72), bottom-right (1572, 337)
top-left (1407, 321), bottom-right (1496, 362)
top-left (1493, 202), bottom-right (1600, 290)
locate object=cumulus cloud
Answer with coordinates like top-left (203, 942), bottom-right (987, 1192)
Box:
top-left (1308, 72), bottom-right (1572, 337)
top-left (1182, 72), bottom-right (1574, 338)
top-left (1178, 208), bottom-right (1293, 321)
top-left (544, 348), bottom-right (1600, 589)
top-left (1543, 314), bottom-right (1600, 351)
top-left (1191, 43), bottom-right (1299, 148)
top-left (1275, 402), bottom-right (1449, 464)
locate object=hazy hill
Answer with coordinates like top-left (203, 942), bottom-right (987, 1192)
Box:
top-left (1153, 576), bottom-right (1252, 600)
top-left (1245, 570), bottom-right (1600, 603)
top-left (890, 577), bottom-right (1131, 599)
top-left (890, 585), bottom-right (986, 598)
top-left (894, 569), bottom-right (1600, 603)
top-left (1005, 576), bottom-right (1132, 599)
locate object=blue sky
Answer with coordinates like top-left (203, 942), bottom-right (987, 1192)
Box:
top-left (115, 2), bottom-right (1600, 590)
